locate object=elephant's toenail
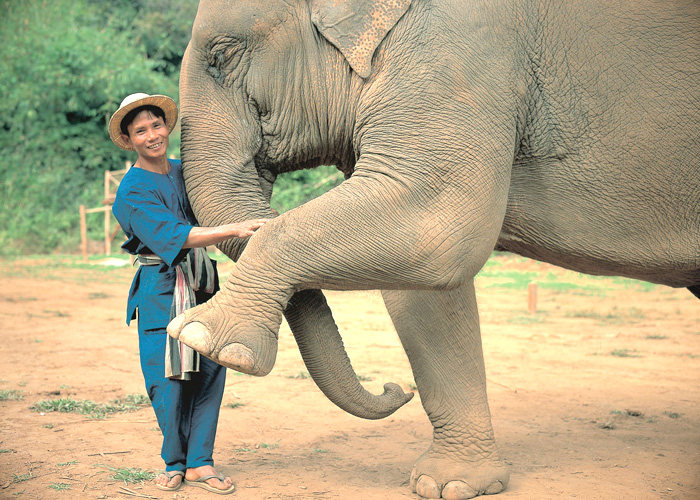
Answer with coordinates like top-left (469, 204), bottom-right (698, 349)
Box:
top-left (178, 322), bottom-right (211, 353)
top-left (442, 481), bottom-right (478, 500)
top-left (485, 480), bottom-right (504, 494)
top-left (219, 343), bottom-right (256, 374)
top-left (415, 475), bottom-right (441, 499)
top-left (166, 314), bottom-right (185, 339)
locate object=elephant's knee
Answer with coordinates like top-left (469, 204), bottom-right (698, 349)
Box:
top-left (421, 243), bottom-right (491, 291)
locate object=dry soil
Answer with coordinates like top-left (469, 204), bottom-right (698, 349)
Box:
top-left (0, 254), bottom-right (698, 499)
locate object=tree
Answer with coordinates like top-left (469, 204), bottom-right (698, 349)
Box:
top-left (0, 0), bottom-right (179, 253)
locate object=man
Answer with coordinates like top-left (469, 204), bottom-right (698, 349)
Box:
top-left (109, 93), bottom-right (267, 493)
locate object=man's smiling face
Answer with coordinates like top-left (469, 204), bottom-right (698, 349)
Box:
top-left (122, 109), bottom-right (170, 160)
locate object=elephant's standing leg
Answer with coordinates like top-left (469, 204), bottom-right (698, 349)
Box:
top-left (383, 282), bottom-right (508, 500)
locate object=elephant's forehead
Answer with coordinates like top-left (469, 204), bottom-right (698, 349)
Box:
top-left (193, 0), bottom-right (290, 44)
top-left (193, 0), bottom-right (252, 39)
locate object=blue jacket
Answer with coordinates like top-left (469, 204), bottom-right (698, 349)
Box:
top-left (112, 160), bottom-right (217, 331)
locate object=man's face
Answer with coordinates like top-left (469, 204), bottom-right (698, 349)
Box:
top-left (121, 110), bottom-right (169, 161)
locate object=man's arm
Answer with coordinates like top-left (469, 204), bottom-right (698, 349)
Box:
top-left (183, 219), bottom-right (269, 248)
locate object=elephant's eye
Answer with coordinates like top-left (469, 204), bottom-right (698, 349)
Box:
top-left (207, 52), bottom-right (224, 80)
top-left (206, 37), bottom-right (245, 86)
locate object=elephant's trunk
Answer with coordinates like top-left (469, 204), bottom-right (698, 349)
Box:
top-left (179, 45), bottom-right (412, 419)
top-left (286, 290), bottom-right (413, 419)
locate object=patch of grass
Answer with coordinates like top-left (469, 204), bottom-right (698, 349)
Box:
top-left (541, 281), bottom-right (603, 293)
top-left (507, 314), bottom-right (545, 325)
top-left (235, 447), bottom-right (254, 453)
top-left (356, 374), bottom-right (373, 382)
top-left (589, 275), bottom-right (657, 292)
top-left (479, 270), bottom-right (539, 290)
top-left (645, 334), bottom-right (668, 340)
top-left (610, 349), bottom-right (643, 358)
top-left (0, 390), bottom-right (24, 401)
top-left (87, 292), bottom-right (110, 299)
top-left (111, 394), bottom-right (150, 407)
top-left (13, 472), bottom-right (33, 483)
top-left (258, 441), bottom-right (279, 450)
top-left (42, 423), bottom-right (54, 429)
top-left (286, 371), bottom-right (310, 379)
top-left (225, 402), bottom-right (245, 409)
top-left (0, 449), bottom-right (15, 454)
top-left (611, 409), bottom-right (643, 417)
top-left (313, 448), bottom-right (328, 453)
top-left (48, 483), bottom-right (71, 491)
top-left (43, 309), bottom-right (69, 317)
top-left (57, 460), bottom-right (77, 466)
top-left (1, 296), bottom-right (37, 302)
top-left (598, 421), bottom-right (616, 430)
top-left (567, 310), bottom-right (611, 320)
top-left (663, 411), bottom-right (681, 419)
top-left (566, 307), bottom-right (645, 324)
top-left (104, 466), bottom-right (155, 484)
top-left (31, 394), bottom-right (149, 418)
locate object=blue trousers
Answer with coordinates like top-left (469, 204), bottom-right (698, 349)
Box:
top-left (138, 328), bottom-right (226, 472)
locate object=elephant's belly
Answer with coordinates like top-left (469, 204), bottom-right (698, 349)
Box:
top-left (496, 164), bottom-right (700, 288)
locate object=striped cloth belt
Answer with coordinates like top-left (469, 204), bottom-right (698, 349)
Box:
top-left (137, 248), bottom-right (215, 380)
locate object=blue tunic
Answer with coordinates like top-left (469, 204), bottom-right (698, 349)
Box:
top-left (112, 159), bottom-right (196, 330)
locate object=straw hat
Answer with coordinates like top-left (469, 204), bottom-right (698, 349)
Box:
top-left (108, 93), bottom-right (178, 150)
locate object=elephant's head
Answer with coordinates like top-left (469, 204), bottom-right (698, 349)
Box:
top-left (178, 0), bottom-right (414, 419)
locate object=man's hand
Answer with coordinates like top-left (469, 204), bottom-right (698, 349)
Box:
top-left (230, 218), bottom-right (269, 238)
top-left (184, 218), bottom-right (269, 248)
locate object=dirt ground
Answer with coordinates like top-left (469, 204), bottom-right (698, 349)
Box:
top-left (0, 253), bottom-right (698, 499)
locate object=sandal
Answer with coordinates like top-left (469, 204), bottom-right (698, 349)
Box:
top-left (184, 474), bottom-right (236, 495)
top-left (155, 470), bottom-right (184, 491)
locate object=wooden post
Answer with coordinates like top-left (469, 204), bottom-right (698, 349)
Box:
top-left (80, 204), bottom-right (87, 262)
top-left (528, 282), bottom-right (538, 314)
top-left (104, 170), bottom-right (111, 255)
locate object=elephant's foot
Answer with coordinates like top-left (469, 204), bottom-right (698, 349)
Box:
top-left (167, 300), bottom-right (278, 376)
top-left (410, 447), bottom-right (509, 499)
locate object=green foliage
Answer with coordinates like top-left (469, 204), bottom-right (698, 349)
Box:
top-left (0, 0), bottom-right (343, 255)
top-left (610, 348), bottom-right (642, 358)
top-left (0, 389), bottom-right (24, 401)
top-left (96, 0), bottom-right (199, 76)
top-left (271, 166), bottom-right (345, 213)
top-left (0, 0), bottom-right (184, 254)
top-left (13, 472), bottom-right (33, 483)
top-left (104, 466), bottom-right (155, 484)
top-left (30, 394), bottom-right (149, 418)
top-left (48, 482), bottom-right (72, 491)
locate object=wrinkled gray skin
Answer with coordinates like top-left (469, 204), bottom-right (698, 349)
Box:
top-left (168, 0), bottom-right (700, 498)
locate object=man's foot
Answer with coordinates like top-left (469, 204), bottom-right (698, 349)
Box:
top-left (154, 470), bottom-right (184, 491)
top-left (185, 465), bottom-right (235, 494)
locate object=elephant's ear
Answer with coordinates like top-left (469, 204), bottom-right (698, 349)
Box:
top-left (310, 0), bottom-right (412, 79)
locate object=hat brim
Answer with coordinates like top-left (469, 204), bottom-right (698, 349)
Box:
top-left (108, 95), bottom-right (178, 151)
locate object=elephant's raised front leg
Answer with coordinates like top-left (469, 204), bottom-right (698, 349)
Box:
top-left (168, 160), bottom-right (506, 377)
top-left (383, 283), bottom-right (509, 499)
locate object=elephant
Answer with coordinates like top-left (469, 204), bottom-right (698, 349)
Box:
top-left (167, 0), bottom-right (700, 498)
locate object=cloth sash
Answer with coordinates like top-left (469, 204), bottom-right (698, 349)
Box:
top-left (137, 248), bottom-right (215, 380)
